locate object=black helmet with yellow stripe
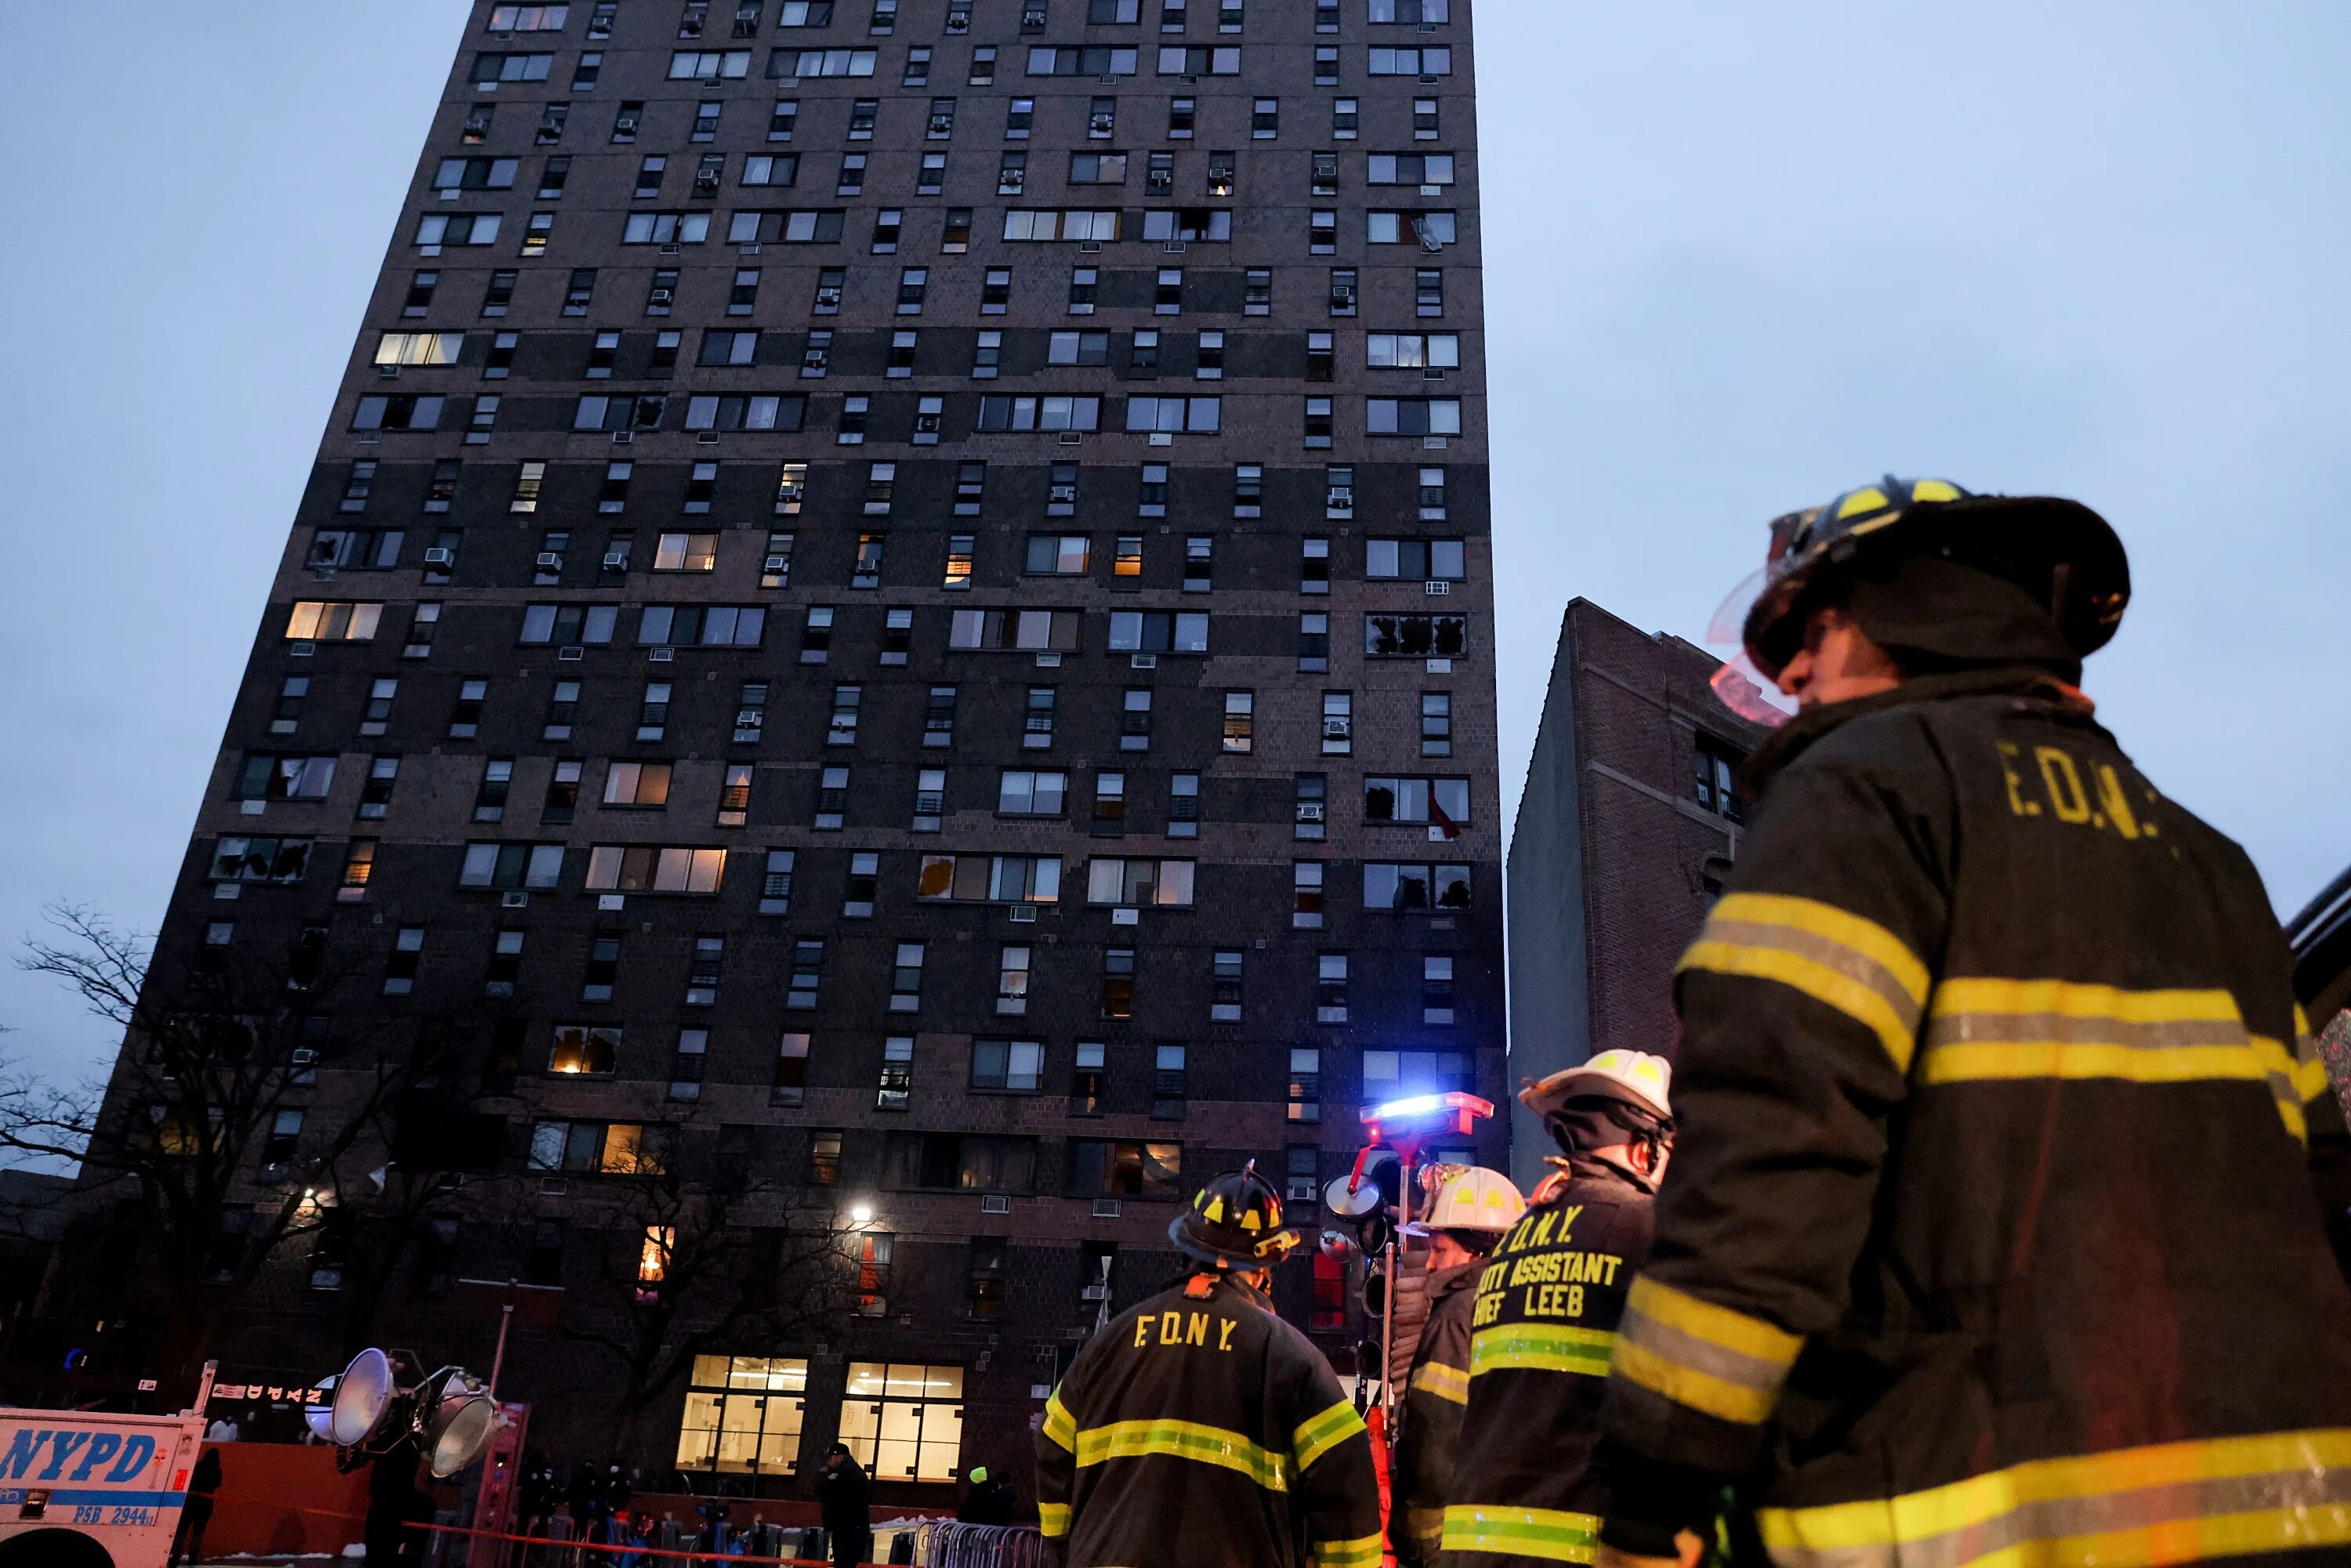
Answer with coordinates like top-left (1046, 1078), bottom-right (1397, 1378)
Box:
top-left (1730, 475), bottom-right (2131, 688)
top-left (1169, 1163), bottom-right (1304, 1272)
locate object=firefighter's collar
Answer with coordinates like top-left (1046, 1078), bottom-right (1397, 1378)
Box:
top-left (1744, 664), bottom-right (2099, 793)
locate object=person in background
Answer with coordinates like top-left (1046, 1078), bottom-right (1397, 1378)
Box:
top-left (171, 1446), bottom-right (223, 1566)
top-left (815, 1442), bottom-right (872, 1568)
top-left (958, 1463), bottom-right (1016, 1526)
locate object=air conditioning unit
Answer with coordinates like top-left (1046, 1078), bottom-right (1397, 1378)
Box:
top-left (980, 1194), bottom-right (1012, 1215)
top-left (649, 646), bottom-right (676, 661)
top-left (1079, 1285), bottom-right (1110, 1302)
top-left (1092, 1197), bottom-right (1124, 1219)
top-left (659, 242), bottom-right (682, 256)
top-left (1165, 241), bottom-right (1186, 255)
top-left (697, 431), bottom-right (721, 444)
top-left (763, 555), bottom-right (789, 574)
top-left (1056, 431), bottom-right (1083, 445)
top-left (1130, 653), bottom-right (1158, 670)
top-left (557, 645), bottom-right (584, 661)
top-left (502, 889), bottom-right (530, 908)
top-left (378, 364), bottom-right (400, 378)
top-left (289, 639), bottom-right (317, 657)
top-left (649, 287), bottom-right (676, 306)
top-left (1320, 719), bottom-right (1349, 739)
top-left (612, 430), bottom-right (635, 444)
top-left (1078, 240), bottom-right (1102, 254)
top-left (423, 547), bottom-right (455, 565)
top-left (535, 551), bottom-right (563, 568)
top-left (739, 243), bottom-right (763, 255)
top-left (1425, 579), bottom-right (1451, 596)
top-left (1008, 904), bottom-right (1038, 924)
top-left (603, 550), bottom-right (630, 569)
top-left (1297, 802), bottom-right (1326, 821)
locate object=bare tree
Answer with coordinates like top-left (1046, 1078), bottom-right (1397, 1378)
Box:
top-left (9, 904), bottom-right (453, 1391)
top-left (552, 1124), bottom-right (858, 1454)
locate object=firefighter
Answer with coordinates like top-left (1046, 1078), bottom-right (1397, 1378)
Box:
top-left (1594, 478), bottom-right (2351, 1568)
top-left (1390, 1165), bottom-right (1525, 1567)
top-left (1440, 1051), bottom-right (1675, 1566)
top-left (1034, 1164), bottom-right (1382, 1568)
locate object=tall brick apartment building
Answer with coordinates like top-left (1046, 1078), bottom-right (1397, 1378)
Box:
top-left (1504, 599), bottom-right (1762, 1191)
top-left (70, 0), bottom-right (1503, 1506)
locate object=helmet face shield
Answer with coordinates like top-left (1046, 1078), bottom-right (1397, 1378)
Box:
top-left (1704, 565), bottom-right (1797, 727)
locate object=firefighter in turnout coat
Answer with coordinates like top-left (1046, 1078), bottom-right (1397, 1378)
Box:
top-left (1595, 478), bottom-right (2351, 1568)
top-left (1390, 1165), bottom-right (1525, 1566)
top-left (1441, 1052), bottom-right (1677, 1566)
top-left (1035, 1164), bottom-right (1382, 1568)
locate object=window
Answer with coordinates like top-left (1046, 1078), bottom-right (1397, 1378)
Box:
top-left (950, 608), bottom-right (1081, 650)
top-left (1119, 688), bottom-right (1151, 751)
top-left (1158, 45), bottom-right (1241, 74)
top-left (1153, 1045), bottom-right (1186, 1119)
top-left (472, 50), bottom-right (556, 82)
top-left (1002, 208), bottom-right (1121, 242)
top-left (889, 946), bottom-right (925, 1014)
top-left (878, 1034), bottom-right (915, 1107)
top-left (383, 926), bottom-right (425, 996)
top-left (1369, 397), bottom-right (1462, 435)
top-left (232, 752), bottom-right (336, 802)
top-left (815, 765), bottom-right (849, 828)
top-left (682, 393), bottom-right (807, 431)
top-left (604, 759), bottom-right (673, 807)
top-left (352, 393), bottom-right (446, 432)
top-left (913, 766), bottom-right (945, 828)
top-left (995, 947), bottom-right (1034, 1016)
top-left (1369, 45), bottom-right (1450, 74)
top-left (998, 770), bottom-right (1067, 816)
top-left (543, 758), bottom-right (582, 823)
top-left (473, 759), bottom-right (513, 821)
top-left (1364, 776), bottom-right (1472, 835)
top-left (1025, 686), bottom-right (1056, 748)
top-left (520, 603), bottom-right (618, 646)
top-left (639, 680), bottom-right (672, 741)
top-left (1368, 152), bottom-right (1454, 186)
top-left (1367, 538), bottom-right (1466, 580)
top-left (1417, 267), bottom-right (1445, 317)
top-left (976, 395), bottom-right (1100, 432)
top-left (1366, 612), bottom-right (1468, 658)
top-left (1085, 857), bottom-right (1194, 907)
top-left (551, 1023), bottom-right (621, 1076)
top-left (840, 1364), bottom-right (963, 1483)
top-left (208, 835), bottom-right (312, 885)
top-left (1067, 1139), bottom-right (1180, 1197)
top-left (676, 1356), bottom-right (809, 1476)
top-left (1028, 45), bottom-right (1138, 74)
top-left (622, 211), bottom-right (713, 245)
top-left (1049, 331), bottom-right (1110, 367)
top-left (1304, 397), bottom-right (1334, 447)
top-left (1168, 96), bottom-right (1195, 138)
top-left (1167, 772), bottom-right (1198, 837)
top-left (1108, 610), bottom-right (1208, 653)
top-left (1092, 771), bottom-right (1125, 834)
top-left (786, 940), bottom-right (824, 1009)
top-left (1694, 735), bottom-right (1748, 823)
top-left (1364, 861), bottom-right (1471, 912)
top-left (1184, 534), bottom-right (1213, 592)
top-left (1317, 954), bottom-right (1349, 1022)
top-left (773, 46), bottom-right (878, 74)
top-left (828, 683), bottom-right (861, 744)
top-left (972, 1038), bottom-right (1045, 1090)
top-left (637, 604), bottom-right (767, 647)
top-left (1114, 535), bottom-right (1143, 578)
top-left (1294, 860), bottom-right (1325, 928)
top-left (925, 684), bottom-right (958, 746)
top-left (1099, 947), bottom-right (1135, 1019)
top-left (1125, 395), bottom-right (1219, 433)
top-left (1005, 96), bottom-right (1034, 138)
top-left (1070, 1041), bottom-right (1107, 1115)
top-left (1367, 331), bottom-right (1462, 369)
top-left (915, 853), bottom-right (1061, 904)
top-left (773, 1031), bottom-right (813, 1106)
top-left (357, 755), bottom-right (398, 818)
top-left (970, 43), bottom-right (996, 81)
top-left (1252, 96), bottom-right (1278, 137)
top-left (1222, 691), bottom-right (1253, 753)
top-left (584, 845), bottom-right (727, 893)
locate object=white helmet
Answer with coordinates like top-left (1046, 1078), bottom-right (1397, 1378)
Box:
top-left (1517, 1048), bottom-right (1673, 1125)
top-left (1402, 1166), bottom-right (1524, 1237)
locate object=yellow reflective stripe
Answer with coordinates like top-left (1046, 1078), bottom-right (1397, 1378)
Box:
top-left (1682, 893), bottom-right (1929, 1070)
top-left (1309, 1531), bottom-right (1385, 1568)
top-left (1612, 1276), bottom-right (1801, 1428)
top-left (1291, 1398), bottom-right (1366, 1472)
top-left (1036, 1501), bottom-right (1070, 1537)
top-left (1440, 1504), bottom-right (1599, 1563)
top-left (1756, 1428), bottom-right (2351, 1568)
top-left (1408, 1359), bottom-right (1469, 1405)
top-left (1469, 1321), bottom-right (1616, 1378)
top-left (1073, 1418), bottom-right (1288, 1490)
top-left (1923, 980), bottom-right (2310, 1145)
top-left (1041, 1389), bottom-right (1077, 1452)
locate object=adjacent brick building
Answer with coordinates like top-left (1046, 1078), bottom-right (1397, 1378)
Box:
top-left (1503, 599), bottom-right (1763, 1191)
top-left (67, 0), bottom-right (1503, 1509)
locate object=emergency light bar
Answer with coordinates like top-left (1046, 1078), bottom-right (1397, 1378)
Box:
top-left (1360, 1090), bottom-right (1494, 1139)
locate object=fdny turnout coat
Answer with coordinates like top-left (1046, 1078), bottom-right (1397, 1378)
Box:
top-left (1035, 1272), bottom-right (1382, 1568)
top-left (1442, 1166), bottom-right (1652, 1566)
top-left (1390, 1257), bottom-right (1481, 1566)
top-left (1600, 669), bottom-right (2351, 1566)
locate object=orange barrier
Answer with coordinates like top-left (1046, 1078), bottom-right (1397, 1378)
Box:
top-left (197, 1442), bottom-right (371, 1559)
top-left (418, 1518), bottom-right (875, 1566)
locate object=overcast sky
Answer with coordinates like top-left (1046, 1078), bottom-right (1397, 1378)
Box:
top-left (1, 2), bottom-right (2346, 1085)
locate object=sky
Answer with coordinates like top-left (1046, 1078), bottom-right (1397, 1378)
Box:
top-left (1, 2), bottom-right (2346, 1087)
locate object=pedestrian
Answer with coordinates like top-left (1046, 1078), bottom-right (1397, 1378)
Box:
top-left (1387, 1164), bottom-right (1522, 1567)
top-left (1034, 1163), bottom-right (1382, 1568)
top-left (814, 1442), bottom-right (872, 1568)
top-left (956, 1463), bottom-right (1015, 1526)
top-left (171, 1445), bottom-right (223, 1566)
top-left (360, 1432), bottom-right (426, 1568)
top-left (1438, 1052), bottom-right (1675, 1566)
top-left (1594, 476), bottom-right (2351, 1567)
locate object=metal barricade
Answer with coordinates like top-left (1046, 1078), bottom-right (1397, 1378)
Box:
top-left (908, 1521), bottom-right (1052, 1568)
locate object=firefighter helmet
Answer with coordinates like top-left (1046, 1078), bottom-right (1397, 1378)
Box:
top-left (1519, 1049), bottom-right (1674, 1126)
top-left (1168, 1163), bottom-right (1304, 1271)
top-left (1401, 1166), bottom-right (1525, 1238)
top-left (1709, 476), bottom-right (2130, 719)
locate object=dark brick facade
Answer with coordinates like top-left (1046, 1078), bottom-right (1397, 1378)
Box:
top-left (1503, 599), bottom-right (1762, 1191)
top-left (71, 0), bottom-right (1502, 1513)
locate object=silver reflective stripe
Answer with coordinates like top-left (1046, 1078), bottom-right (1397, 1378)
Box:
top-left (1705, 917), bottom-right (1925, 1038)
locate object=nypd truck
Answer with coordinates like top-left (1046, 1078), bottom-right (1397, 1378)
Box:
top-left (0, 1409), bottom-right (203, 1568)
